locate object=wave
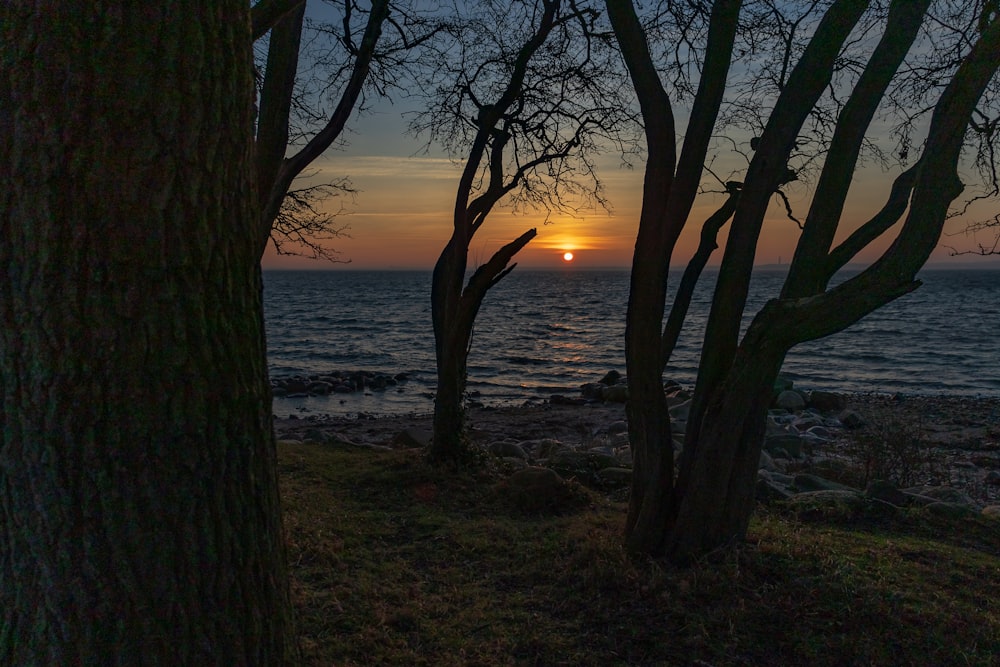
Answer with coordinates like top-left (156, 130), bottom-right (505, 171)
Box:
top-left (263, 269), bottom-right (1000, 415)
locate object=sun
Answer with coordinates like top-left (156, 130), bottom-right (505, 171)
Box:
top-left (562, 251), bottom-right (574, 262)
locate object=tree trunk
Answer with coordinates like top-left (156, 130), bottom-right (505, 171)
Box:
top-left (429, 239), bottom-right (473, 462)
top-left (429, 229), bottom-right (536, 463)
top-left (669, 333), bottom-right (786, 564)
top-left (1, 3), bottom-right (292, 663)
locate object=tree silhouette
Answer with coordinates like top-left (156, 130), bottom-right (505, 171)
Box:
top-left (414, 0), bottom-right (635, 463)
top-left (607, 0), bottom-right (1000, 562)
top-left (255, 0), bottom-right (442, 260)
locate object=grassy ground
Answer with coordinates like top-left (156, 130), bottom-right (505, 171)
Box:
top-left (279, 441), bottom-right (1000, 666)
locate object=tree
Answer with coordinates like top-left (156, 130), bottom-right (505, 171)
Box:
top-left (415, 0), bottom-right (635, 463)
top-left (254, 0), bottom-right (441, 260)
top-left (607, 0), bottom-right (1000, 562)
top-left (1, 2), bottom-right (292, 661)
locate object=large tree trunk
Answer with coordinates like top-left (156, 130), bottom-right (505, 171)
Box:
top-left (668, 328), bottom-right (787, 564)
top-left (0, 3), bottom-right (292, 663)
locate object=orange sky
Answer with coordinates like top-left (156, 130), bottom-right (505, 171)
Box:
top-left (262, 116), bottom-right (999, 271)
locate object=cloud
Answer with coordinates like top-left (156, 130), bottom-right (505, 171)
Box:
top-left (313, 155), bottom-right (462, 180)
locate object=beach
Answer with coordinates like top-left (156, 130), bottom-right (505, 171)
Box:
top-left (275, 391), bottom-right (1000, 508)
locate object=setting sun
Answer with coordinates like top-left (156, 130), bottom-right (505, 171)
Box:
top-left (562, 251), bottom-right (574, 262)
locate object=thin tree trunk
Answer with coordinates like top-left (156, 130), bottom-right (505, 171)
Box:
top-left (429, 229), bottom-right (536, 463)
top-left (607, 0), bottom-right (743, 556)
top-left (430, 238), bottom-right (473, 462)
top-left (1, 3), bottom-right (292, 662)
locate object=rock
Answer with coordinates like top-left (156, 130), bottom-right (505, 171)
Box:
top-left (500, 457), bottom-right (528, 470)
top-left (601, 385), bottom-right (629, 403)
top-left (808, 390), bottom-right (847, 412)
top-left (391, 427), bottom-right (433, 449)
top-left (596, 467), bottom-right (632, 488)
top-left (759, 449), bottom-right (779, 473)
top-left (615, 446), bottom-right (633, 467)
top-left (924, 501), bottom-right (977, 519)
top-left (864, 479), bottom-right (911, 507)
top-left (599, 370), bottom-right (622, 385)
top-left (308, 381), bottom-right (333, 395)
top-left (838, 409), bottom-right (866, 429)
top-left (499, 467), bottom-right (573, 513)
top-left (607, 420), bottom-right (629, 435)
top-left (903, 485), bottom-right (981, 511)
top-left (669, 399), bottom-right (692, 422)
top-left (488, 440), bottom-right (528, 460)
top-left (756, 475), bottom-right (793, 502)
top-left (773, 374), bottom-right (794, 393)
top-left (769, 471), bottom-right (796, 486)
top-left (520, 438), bottom-right (565, 459)
top-left (804, 425), bottom-right (835, 441)
top-left (303, 428), bottom-right (329, 443)
top-left (774, 389), bottom-right (806, 412)
top-left (580, 383), bottom-right (605, 400)
top-left (801, 458), bottom-right (864, 488)
top-left (766, 416), bottom-right (791, 436)
top-left (793, 473), bottom-right (858, 493)
top-left (547, 449), bottom-right (620, 473)
top-left (764, 434), bottom-right (810, 458)
top-left (550, 394), bottom-right (585, 406)
top-left (785, 489), bottom-right (866, 517)
top-left (982, 505), bottom-right (1000, 518)
top-left (283, 379), bottom-right (310, 394)
top-left (900, 492), bottom-right (939, 507)
top-left (791, 415), bottom-right (822, 431)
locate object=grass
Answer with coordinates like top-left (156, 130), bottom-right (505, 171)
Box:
top-left (279, 441), bottom-right (1000, 666)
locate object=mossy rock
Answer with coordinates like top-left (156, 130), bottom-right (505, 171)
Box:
top-left (784, 490), bottom-right (866, 521)
top-left (495, 467), bottom-right (593, 515)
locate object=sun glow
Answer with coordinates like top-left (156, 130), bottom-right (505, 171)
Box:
top-left (562, 251), bottom-right (574, 262)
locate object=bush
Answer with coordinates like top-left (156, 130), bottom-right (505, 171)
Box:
top-left (846, 415), bottom-right (942, 488)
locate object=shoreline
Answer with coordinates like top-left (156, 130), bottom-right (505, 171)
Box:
top-left (275, 390), bottom-right (1000, 508)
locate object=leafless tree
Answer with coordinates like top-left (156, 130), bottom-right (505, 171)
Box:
top-left (254, 0), bottom-right (444, 260)
top-left (413, 0), bottom-right (637, 463)
top-left (607, 0), bottom-right (1000, 562)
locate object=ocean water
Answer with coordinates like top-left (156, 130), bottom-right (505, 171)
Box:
top-left (263, 268), bottom-right (1000, 417)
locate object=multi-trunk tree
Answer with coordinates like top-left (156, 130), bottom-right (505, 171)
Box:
top-left (1, 1), bottom-right (294, 662)
top-left (415, 0), bottom-right (635, 463)
top-left (607, 0), bottom-right (1000, 563)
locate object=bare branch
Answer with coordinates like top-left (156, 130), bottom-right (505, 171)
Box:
top-left (252, 0), bottom-right (305, 41)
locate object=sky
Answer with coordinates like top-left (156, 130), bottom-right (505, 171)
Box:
top-left (260, 7), bottom-right (1000, 272)
top-left (261, 109), bottom-right (1000, 271)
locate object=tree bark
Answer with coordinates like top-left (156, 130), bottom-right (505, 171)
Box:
top-left (607, 0), bottom-right (743, 556)
top-left (429, 230), bottom-right (536, 463)
top-left (667, 313), bottom-right (787, 563)
top-left (687, 0), bottom-right (868, 466)
top-left (1, 3), bottom-right (292, 663)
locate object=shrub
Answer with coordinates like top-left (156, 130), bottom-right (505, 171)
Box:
top-left (846, 415), bottom-right (942, 488)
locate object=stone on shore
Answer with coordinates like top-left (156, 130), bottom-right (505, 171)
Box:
top-left (392, 427), bottom-right (433, 449)
top-left (774, 389), bottom-right (806, 411)
top-left (497, 467), bottom-right (590, 514)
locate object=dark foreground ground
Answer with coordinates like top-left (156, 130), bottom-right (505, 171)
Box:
top-left (277, 393), bottom-right (1000, 665)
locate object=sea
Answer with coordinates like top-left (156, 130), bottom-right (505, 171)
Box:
top-left (263, 268), bottom-right (1000, 417)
